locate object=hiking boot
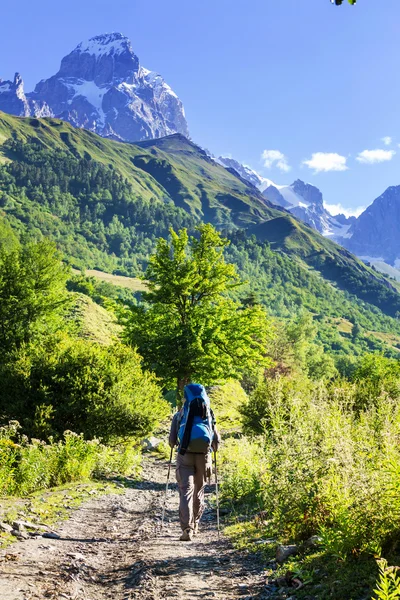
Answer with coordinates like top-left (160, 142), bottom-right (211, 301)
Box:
top-left (179, 528), bottom-right (193, 541)
top-left (193, 523), bottom-right (199, 535)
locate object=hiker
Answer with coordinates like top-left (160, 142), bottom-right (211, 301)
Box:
top-left (169, 383), bottom-right (221, 541)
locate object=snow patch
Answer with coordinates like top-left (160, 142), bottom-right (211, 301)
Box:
top-left (141, 68), bottom-right (178, 99)
top-left (66, 80), bottom-right (107, 125)
top-left (324, 220), bottom-right (352, 239)
top-left (76, 33), bottom-right (131, 57)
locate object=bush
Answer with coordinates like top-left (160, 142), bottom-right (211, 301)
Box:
top-left (231, 375), bottom-right (400, 557)
top-left (0, 421), bottom-right (141, 496)
top-left (0, 336), bottom-right (169, 442)
top-left (219, 438), bottom-right (265, 508)
top-left (208, 380), bottom-right (248, 432)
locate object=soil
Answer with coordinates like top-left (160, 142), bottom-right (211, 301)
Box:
top-left (0, 457), bottom-right (269, 600)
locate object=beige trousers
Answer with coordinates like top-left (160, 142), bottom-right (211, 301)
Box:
top-left (176, 452), bottom-right (212, 531)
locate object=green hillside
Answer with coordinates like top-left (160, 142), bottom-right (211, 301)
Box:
top-left (0, 111), bottom-right (400, 356)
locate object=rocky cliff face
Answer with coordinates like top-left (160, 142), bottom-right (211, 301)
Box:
top-left (0, 33), bottom-right (189, 142)
top-left (346, 186), bottom-right (400, 265)
top-left (0, 73), bottom-right (50, 118)
top-left (217, 156), bottom-right (353, 239)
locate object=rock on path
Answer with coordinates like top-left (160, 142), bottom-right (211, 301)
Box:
top-left (0, 458), bottom-right (267, 599)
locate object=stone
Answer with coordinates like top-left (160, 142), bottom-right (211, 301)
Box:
top-left (66, 552), bottom-right (85, 561)
top-left (0, 522), bottom-right (13, 534)
top-left (11, 529), bottom-right (29, 540)
top-left (42, 532), bottom-right (61, 539)
top-left (142, 437), bottom-right (163, 451)
top-left (12, 520), bottom-right (48, 531)
top-left (276, 544), bottom-right (298, 564)
top-left (305, 535), bottom-right (322, 548)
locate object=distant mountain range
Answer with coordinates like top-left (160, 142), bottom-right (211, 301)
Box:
top-left (217, 156), bottom-right (400, 279)
top-left (0, 33), bottom-right (188, 142)
top-left (217, 156), bottom-right (355, 239)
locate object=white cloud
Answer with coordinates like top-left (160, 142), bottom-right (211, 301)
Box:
top-left (302, 152), bottom-right (348, 173)
top-left (356, 148), bottom-right (396, 164)
top-left (261, 149), bottom-right (291, 173)
top-left (324, 202), bottom-right (365, 218)
top-left (382, 136), bottom-right (392, 146)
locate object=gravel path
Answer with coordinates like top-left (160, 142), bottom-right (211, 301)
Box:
top-left (0, 457), bottom-right (268, 600)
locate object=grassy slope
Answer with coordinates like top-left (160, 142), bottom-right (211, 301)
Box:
top-left (0, 112), bottom-right (281, 227)
top-left (1, 111), bottom-right (399, 322)
top-left (249, 216), bottom-right (400, 317)
top-left (72, 268), bottom-right (147, 291)
top-left (68, 293), bottom-right (121, 344)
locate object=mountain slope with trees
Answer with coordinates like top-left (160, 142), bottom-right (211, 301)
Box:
top-left (0, 111), bottom-right (400, 357)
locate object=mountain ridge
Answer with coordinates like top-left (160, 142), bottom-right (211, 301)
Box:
top-left (0, 111), bottom-right (399, 323)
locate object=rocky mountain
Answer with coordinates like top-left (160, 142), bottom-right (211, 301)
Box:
top-left (217, 156), bottom-right (354, 239)
top-left (0, 74), bottom-right (51, 118)
top-left (262, 179), bottom-right (356, 239)
top-left (345, 186), bottom-right (400, 267)
top-left (0, 33), bottom-right (188, 142)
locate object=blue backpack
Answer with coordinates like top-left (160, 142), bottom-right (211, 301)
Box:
top-left (177, 383), bottom-right (214, 455)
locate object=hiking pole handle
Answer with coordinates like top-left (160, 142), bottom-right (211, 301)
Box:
top-left (161, 447), bottom-right (173, 528)
top-left (214, 450), bottom-right (220, 538)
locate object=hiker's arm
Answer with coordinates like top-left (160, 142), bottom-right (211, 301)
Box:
top-left (169, 412), bottom-right (179, 448)
top-left (212, 427), bottom-right (221, 452)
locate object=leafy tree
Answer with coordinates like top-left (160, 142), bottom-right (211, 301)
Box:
top-left (0, 240), bottom-right (69, 354)
top-left (124, 225), bottom-right (271, 396)
top-left (351, 320), bottom-right (362, 341)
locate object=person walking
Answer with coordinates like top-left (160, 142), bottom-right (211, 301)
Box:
top-left (169, 383), bottom-right (221, 541)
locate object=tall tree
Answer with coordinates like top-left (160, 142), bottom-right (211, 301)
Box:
top-left (0, 239), bottom-right (69, 354)
top-left (124, 225), bottom-right (271, 396)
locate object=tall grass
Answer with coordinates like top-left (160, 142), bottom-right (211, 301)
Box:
top-left (0, 421), bottom-right (140, 497)
top-left (221, 376), bottom-right (400, 559)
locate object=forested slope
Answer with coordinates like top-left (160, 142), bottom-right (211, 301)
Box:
top-left (0, 111), bottom-right (400, 356)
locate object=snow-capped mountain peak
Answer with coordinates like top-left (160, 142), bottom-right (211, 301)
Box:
top-left (0, 33), bottom-right (189, 142)
top-left (75, 33), bottom-right (133, 57)
top-left (217, 156), bottom-right (354, 239)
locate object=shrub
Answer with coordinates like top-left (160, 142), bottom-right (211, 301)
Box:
top-left (373, 559), bottom-right (400, 600)
top-left (0, 335), bottom-right (169, 442)
top-left (219, 438), bottom-right (265, 508)
top-left (208, 380), bottom-right (248, 432)
top-left (231, 376), bottom-right (400, 557)
top-left (0, 422), bottom-right (141, 496)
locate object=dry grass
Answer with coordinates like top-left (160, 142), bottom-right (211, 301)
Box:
top-left (367, 330), bottom-right (400, 350)
top-left (74, 269), bottom-right (147, 291)
top-left (334, 318), bottom-right (353, 334)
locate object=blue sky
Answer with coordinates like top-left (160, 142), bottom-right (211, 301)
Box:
top-left (1, 0), bottom-right (399, 215)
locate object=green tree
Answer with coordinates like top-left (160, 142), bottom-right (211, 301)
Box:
top-left (124, 225), bottom-right (271, 396)
top-left (0, 240), bottom-right (69, 354)
top-left (351, 320), bottom-right (362, 341)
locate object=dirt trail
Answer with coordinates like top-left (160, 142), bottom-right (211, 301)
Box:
top-left (0, 457), bottom-right (268, 600)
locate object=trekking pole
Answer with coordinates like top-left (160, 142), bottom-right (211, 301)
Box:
top-left (161, 448), bottom-right (173, 529)
top-left (214, 450), bottom-right (220, 539)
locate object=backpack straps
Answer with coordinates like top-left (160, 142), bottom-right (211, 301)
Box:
top-left (179, 402), bottom-right (196, 456)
